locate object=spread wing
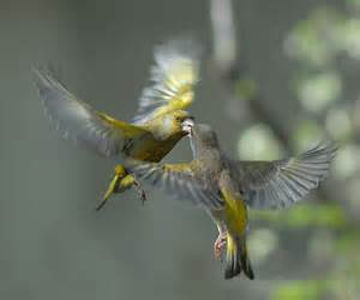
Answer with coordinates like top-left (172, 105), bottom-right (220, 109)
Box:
top-left (128, 160), bottom-right (224, 209)
top-left (132, 38), bottom-right (200, 124)
top-left (233, 142), bottom-right (337, 210)
top-left (33, 68), bottom-right (149, 157)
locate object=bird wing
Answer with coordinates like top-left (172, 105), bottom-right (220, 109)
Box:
top-left (233, 142), bottom-right (337, 210)
top-left (128, 160), bottom-right (224, 209)
top-left (33, 68), bottom-right (149, 157)
top-left (132, 38), bottom-right (200, 124)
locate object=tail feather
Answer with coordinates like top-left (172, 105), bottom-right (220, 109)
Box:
top-left (224, 235), bottom-right (254, 280)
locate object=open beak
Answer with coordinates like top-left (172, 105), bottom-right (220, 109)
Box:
top-left (181, 118), bottom-right (194, 136)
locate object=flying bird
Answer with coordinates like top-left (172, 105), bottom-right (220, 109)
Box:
top-left (128, 122), bottom-right (337, 279)
top-left (34, 38), bottom-right (200, 210)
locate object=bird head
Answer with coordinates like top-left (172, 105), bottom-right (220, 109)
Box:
top-left (181, 121), bottom-right (220, 157)
top-left (151, 110), bottom-right (194, 140)
top-left (172, 110), bottom-right (194, 135)
top-left (192, 123), bottom-right (219, 148)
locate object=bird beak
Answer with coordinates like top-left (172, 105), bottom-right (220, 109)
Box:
top-left (181, 118), bottom-right (194, 136)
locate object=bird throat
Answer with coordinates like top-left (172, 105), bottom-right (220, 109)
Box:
top-left (188, 134), bottom-right (198, 158)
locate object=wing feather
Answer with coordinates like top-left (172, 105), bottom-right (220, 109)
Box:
top-left (234, 142), bottom-right (337, 209)
top-left (128, 160), bottom-right (224, 209)
top-left (132, 38), bottom-right (200, 124)
top-left (33, 68), bottom-right (148, 157)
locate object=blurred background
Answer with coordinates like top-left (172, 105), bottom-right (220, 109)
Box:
top-left (1, 0), bottom-right (359, 299)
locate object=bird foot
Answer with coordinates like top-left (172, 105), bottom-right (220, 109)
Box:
top-left (133, 177), bottom-right (147, 206)
top-left (96, 168), bottom-right (147, 211)
top-left (214, 231), bottom-right (227, 260)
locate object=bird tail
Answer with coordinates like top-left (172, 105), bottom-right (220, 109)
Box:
top-left (224, 234), bottom-right (254, 280)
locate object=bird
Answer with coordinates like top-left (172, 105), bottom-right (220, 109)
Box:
top-left (33, 38), bottom-right (200, 210)
top-left (127, 122), bottom-right (337, 279)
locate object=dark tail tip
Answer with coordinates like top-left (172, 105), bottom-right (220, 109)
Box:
top-left (224, 246), bottom-right (255, 280)
top-left (241, 252), bottom-right (255, 280)
top-left (244, 264), bottom-right (255, 280)
top-left (224, 258), bottom-right (241, 279)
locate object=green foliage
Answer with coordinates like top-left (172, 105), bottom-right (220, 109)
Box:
top-left (237, 124), bottom-right (284, 160)
top-left (250, 204), bottom-right (346, 229)
top-left (285, 7), bottom-right (345, 67)
top-left (295, 71), bottom-right (341, 113)
top-left (272, 280), bottom-right (326, 300)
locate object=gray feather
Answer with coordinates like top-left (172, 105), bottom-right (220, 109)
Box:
top-left (234, 142), bottom-right (337, 210)
top-left (127, 161), bottom-right (224, 209)
top-left (33, 68), bottom-right (124, 157)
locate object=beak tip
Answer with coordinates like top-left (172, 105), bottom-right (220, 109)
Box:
top-left (181, 118), bottom-right (194, 135)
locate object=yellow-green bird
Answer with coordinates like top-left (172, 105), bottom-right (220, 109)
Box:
top-left (33, 38), bottom-right (199, 210)
top-left (128, 122), bottom-right (337, 279)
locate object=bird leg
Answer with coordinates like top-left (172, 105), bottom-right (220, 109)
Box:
top-left (96, 165), bottom-right (127, 211)
top-left (214, 230), bottom-right (228, 260)
top-left (96, 165), bottom-right (147, 211)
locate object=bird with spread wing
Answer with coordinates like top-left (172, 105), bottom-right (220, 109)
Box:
top-left (34, 38), bottom-right (199, 210)
top-left (128, 122), bottom-right (337, 279)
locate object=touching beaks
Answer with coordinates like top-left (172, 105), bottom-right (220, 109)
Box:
top-left (181, 118), bottom-right (194, 136)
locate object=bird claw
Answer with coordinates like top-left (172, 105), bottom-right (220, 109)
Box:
top-left (214, 231), bottom-right (227, 260)
top-left (133, 177), bottom-right (147, 206)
